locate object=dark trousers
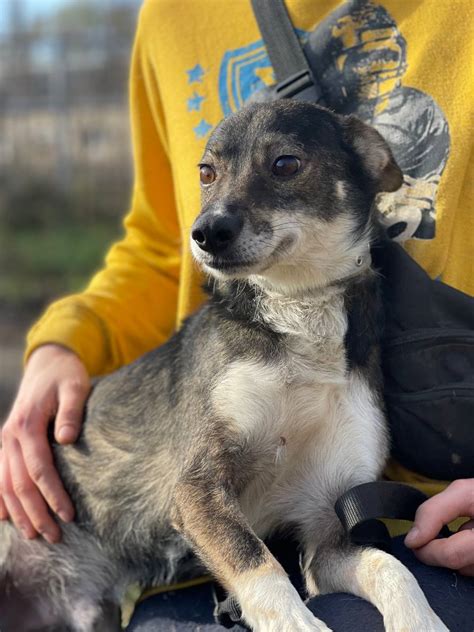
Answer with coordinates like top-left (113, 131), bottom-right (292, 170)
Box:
top-left (126, 536), bottom-right (474, 632)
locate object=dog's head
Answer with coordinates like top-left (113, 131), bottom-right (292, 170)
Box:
top-left (191, 101), bottom-right (402, 293)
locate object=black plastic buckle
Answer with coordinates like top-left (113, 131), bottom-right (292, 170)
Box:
top-left (214, 584), bottom-right (247, 629)
top-left (274, 69), bottom-right (325, 104)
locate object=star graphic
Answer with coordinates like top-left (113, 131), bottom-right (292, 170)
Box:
top-left (194, 119), bottom-right (213, 139)
top-left (187, 64), bottom-right (205, 84)
top-left (187, 92), bottom-right (205, 112)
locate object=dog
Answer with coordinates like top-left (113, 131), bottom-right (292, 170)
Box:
top-left (0, 101), bottom-right (448, 632)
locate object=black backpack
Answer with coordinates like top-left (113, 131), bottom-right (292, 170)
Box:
top-left (374, 240), bottom-right (474, 480)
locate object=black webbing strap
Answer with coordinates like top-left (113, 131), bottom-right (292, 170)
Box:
top-left (250, 0), bottom-right (325, 103)
top-left (335, 481), bottom-right (451, 545)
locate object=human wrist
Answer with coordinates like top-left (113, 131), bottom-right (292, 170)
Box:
top-left (26, 343), bottom-right (81, 368)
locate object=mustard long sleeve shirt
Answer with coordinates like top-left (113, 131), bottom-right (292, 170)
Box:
top-left (26, 0), bottom-right (474, 382)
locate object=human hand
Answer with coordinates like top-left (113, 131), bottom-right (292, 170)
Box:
top-left (404, 479), bottom-right (474, 576)
top-left (0, 344), bottom-right (90, 543)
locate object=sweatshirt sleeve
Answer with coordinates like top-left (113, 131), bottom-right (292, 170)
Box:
top-left (25, 12), bottom-right (182, 376)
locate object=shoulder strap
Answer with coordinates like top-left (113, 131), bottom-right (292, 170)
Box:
top-left (250, 0), bottom-right (325, 103)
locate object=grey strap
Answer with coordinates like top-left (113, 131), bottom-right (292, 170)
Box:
top-left (250, 0), bottom-right (324, 103)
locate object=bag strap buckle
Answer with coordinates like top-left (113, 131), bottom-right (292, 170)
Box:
top-left (274, 69), bottom-right (324, 103)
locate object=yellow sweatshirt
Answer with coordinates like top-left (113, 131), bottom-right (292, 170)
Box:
top-left (26, 0), bottom-right (473, 492)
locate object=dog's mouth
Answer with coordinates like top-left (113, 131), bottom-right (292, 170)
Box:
top-left (204, 256), bottom-right (261, 274)
top-left (201, 236), bottom-right (297, 277)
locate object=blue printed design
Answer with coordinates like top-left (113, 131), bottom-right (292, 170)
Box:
top-left (218, 40), bottom-right (273, 116)
top-left (194, 119), bottom-right (213, 139)
top-left (218, 30), bottom-right (307, 116)
top-left (187, 64), bottom-right (205, 84)
top-left (187, 92), bottom-right (205, 112)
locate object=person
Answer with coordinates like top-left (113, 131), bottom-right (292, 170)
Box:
top-left (1, 0), bottom-right (473, 629)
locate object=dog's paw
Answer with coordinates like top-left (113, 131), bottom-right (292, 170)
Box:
top-left (384, 607), bottom-right (449, 632)
top-left (381, 578), bottom-right (449, 632)
top-left (250, 609), bottom-right (332, 632)
top-left (349, 549), bottom-right (449, 632)
top-left (238, 572), bottom-right (332, 632)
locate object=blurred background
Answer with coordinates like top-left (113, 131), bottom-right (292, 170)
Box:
top-left (0, 0), bottom-right (142, 417)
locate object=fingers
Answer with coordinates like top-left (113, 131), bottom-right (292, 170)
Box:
top-left (405, 479), bottom-right (474, 549)
top-left (20, 429), bottom-right (74, 523)
top-left (0, 451), bottom-right (8, 520)
top-left (455, 520), bottom-right (474, 576)
top-left (4, 438), bottom-right (61, 543)
top-left (405, 480), bottom-right (474, 576)
top-left (458, 519), bottom-right (474, 532)
top-left (413, 528), bottom-right (474, 573)
top-left (54, 380), bottom-right (89, 444)
top-left (0, 495), bottom-right (8, 521)
top-left (1, 446), bottom-right (36, 539)
top-left (0, 345), bottom-right (89, 542)
top-left (2, 401), bottom-right (75, 540)
top-left (458, 565), bottom-right (474, 577)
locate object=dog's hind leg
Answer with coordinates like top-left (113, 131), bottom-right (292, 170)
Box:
top-left (0, 576), bottom-right (60, 631)
top-left (0, 522), bottom-right (123, 632)
top-left (172, 468), bottom-right (332, 632)
top-left (0, 584), bottom-right (120, 632)
top-left (92, 600), bottom-right (122, 632)
top-left (64, 597), bottom-right (121, 632)
top-left (301, 519), bottom-right (449, 632)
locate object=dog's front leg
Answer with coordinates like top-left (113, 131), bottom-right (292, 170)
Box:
top-left (302, 526), bottom-right (448, 632)
top-left (172, 472), bottom-right (332, 632)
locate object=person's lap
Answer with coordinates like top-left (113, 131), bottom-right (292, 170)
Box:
top-left (126, 536), bottom-right (474, 632)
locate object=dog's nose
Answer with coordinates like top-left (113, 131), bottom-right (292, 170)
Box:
top-left (192, 214), bottom-right (243, 254)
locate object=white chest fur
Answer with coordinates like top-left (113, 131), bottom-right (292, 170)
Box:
top-left (211, 286), bottom-right (388, 534)
top-left (213, 285), bottom-right (350, 441)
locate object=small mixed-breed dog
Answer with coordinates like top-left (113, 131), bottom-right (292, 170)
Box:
top-left (0, 101), bottom-right (448, 632)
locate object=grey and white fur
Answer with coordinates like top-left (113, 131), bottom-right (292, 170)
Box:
top-left (0, 101), bottom-right (448, 632)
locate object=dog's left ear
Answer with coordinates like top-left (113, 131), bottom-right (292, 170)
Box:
top-left (340, 115), bottom-right (403, 193)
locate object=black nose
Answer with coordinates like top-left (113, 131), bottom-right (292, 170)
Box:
top-left (192, 214), bottom-right (243, 254)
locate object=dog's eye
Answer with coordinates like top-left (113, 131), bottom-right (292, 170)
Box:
top-left (272, 155), bottom-right (300, 177)
top-left (199, 164), bottom-right (216, 185)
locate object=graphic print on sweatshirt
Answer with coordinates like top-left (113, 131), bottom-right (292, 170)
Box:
top-left (185, 0), bottom-right (450, 242)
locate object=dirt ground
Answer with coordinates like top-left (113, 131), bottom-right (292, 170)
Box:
top-left (0, 309), bottom-right (35, 420)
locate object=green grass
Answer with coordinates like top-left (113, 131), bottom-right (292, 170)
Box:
top-left (0, 222), bottom-right (121, 307)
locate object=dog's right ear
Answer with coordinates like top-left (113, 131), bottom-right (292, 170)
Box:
top-left (340, 115), bottom-right (403, 193)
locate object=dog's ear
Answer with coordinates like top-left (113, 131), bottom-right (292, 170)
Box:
top-left (340, 115), bottom-right (403, 193)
